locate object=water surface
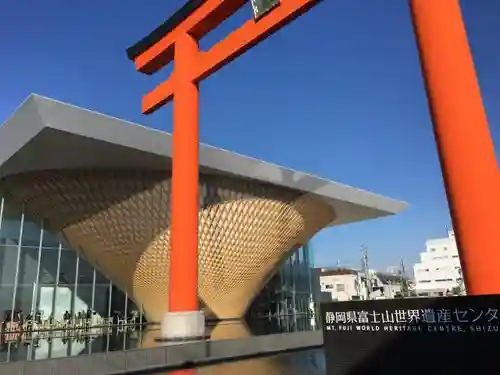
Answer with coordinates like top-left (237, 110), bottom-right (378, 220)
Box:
top-left (0, 315), bottom-right (318, 363)
top-left (147, 349), bottom-right (326, 375)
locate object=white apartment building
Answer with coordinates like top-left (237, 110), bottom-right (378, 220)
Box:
top-left (413, 230), bottom-right (463, 296)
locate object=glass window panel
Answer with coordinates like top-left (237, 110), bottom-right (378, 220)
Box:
top-left (110, 287), bottom-right (126, 317)
top-left (74, 285), bottom-right (93, 316)
top-left (39, 249), bottom-right (59, 284)
top-left (58, 250), bottom-right (77, 285)
top-left (249, 241), bottom-right (316, 319)
top-left (282, 258), bottom-right (290, 281)
top-left (41, 229), bottom-right (60, 248)
top-left (14, 285), bottom-right (34, 314)
top-left (21, 220), bottom-right (42, 247)
top-left (306, 242), bottom-right (314, 265)
top-left (37, 285), bottom-right (55, 318)
top-left (77, 257), bottom-right (94, 285)
top-left (0, 218), bottom-right (22, 245)
top-left (0, 245), bottom-right (18, 285)
top-left (18, 246), bottom-right (39, 286)
top-left (93, 285), bottom-right (110, 318)
top-left (60, 236), bottom-right (71, 250)
top-left (127, 299), bottom-right (139, 315)
top-left (54, 286), bottom-right (73, 320)
top-left (0, 286), bottom-right (14, 317)
top-left (95, 269), bottom-right (110, 285)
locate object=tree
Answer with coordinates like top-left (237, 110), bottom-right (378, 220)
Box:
top-left (453, 268), bottom-right (466, 295)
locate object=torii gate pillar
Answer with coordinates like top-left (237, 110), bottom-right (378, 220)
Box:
top-left (410, 0), bottom-right (500, 295)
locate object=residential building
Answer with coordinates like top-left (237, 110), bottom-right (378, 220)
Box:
top-left (370, 272), bottom-right (406, 299)
top-left (413, 230), bottom-right (463, 296)
top-left (319, 268), bottom-right (365, 302)
top-left (318, 268), bottom-right (409, 301)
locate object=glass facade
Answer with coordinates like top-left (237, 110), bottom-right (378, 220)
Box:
top-left (247, 244), bottom-right (318, 325)
top-left (0, 198), bottom-right (140, 330)
top-left (0, 196), bottom-right (317, 330)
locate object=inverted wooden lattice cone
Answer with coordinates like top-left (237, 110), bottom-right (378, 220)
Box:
top-left (0, 170), bottom-right (336, 322)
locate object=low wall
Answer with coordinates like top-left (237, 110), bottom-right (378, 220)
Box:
top-left (0, 330), bottom-right (323, 375)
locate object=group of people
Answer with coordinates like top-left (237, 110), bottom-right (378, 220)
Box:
top-left (2, 309), bottom-right (31, 330)
top-left (1, 308), bottom-right (146, 334)
top-left (1, 308), bottom-right (98, 333)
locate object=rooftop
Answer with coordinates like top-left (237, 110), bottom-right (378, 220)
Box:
top-left (0, 94), bottom-right (408, 227)
top-left (319, 268), bottom-right (359, 276)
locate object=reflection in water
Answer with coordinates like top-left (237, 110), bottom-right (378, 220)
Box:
top-left (0, 316), bottom-right (317, 363)
top-left (0, 326), bottom-right (105, 362)
top-left (152, 349), bottom-right (326, 375)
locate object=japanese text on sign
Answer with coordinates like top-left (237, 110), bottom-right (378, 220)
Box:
top-left (325, 308), bottom-right (498, 325)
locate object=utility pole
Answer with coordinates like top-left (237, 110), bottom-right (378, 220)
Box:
top-left (361, 245), bottom-right (371, 299)
top-left (400, 258), bottom-right (408, 297)
top-left (456, 268), bottom-right (466, 296)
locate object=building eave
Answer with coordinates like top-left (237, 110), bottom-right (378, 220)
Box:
top-left (0, 94), bottom-right (408, 227)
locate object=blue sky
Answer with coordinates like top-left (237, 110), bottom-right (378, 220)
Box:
top-left (1, 1), bottom-right (499, 271)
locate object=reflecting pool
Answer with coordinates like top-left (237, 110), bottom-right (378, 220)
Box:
top-left (148, 349), bottom-right (326, 375)
top-left (0, 315), bottom-right (318, 363)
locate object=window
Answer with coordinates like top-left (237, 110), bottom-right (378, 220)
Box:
top-left (336, 284), bottom-right (345, 292)
top-left (15, 285), bottom-right (34, 313)
top-left (0, 286), bottom-right (14, 314)
top-left (78, 257), bottom-right (95, 285)
top-left (93, 285), bottom-right (111, 316)
top-left (18, 247), bottom-right (39, 285)
top-left (58, 250), bottom-right (77, 285)
top-left (0, 218), bottom-right (23, 245)
top-left (42, 229), bottom-right (60, 248)
top-left (21, 220), bottom-right (42, 247)
top-left (95, 269), bottom-right (110, 285)
top-left (0, 245), bottom-right (17, 285)
top-left (297, 246), bottom-right (304, 263)
top-left (39, 248), bottom-right (59, 284)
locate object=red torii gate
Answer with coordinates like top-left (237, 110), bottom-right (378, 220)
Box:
top-left (127, 0), bottom-right (321, 340)
top-left (127, 0), bottom-right (500, 339)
